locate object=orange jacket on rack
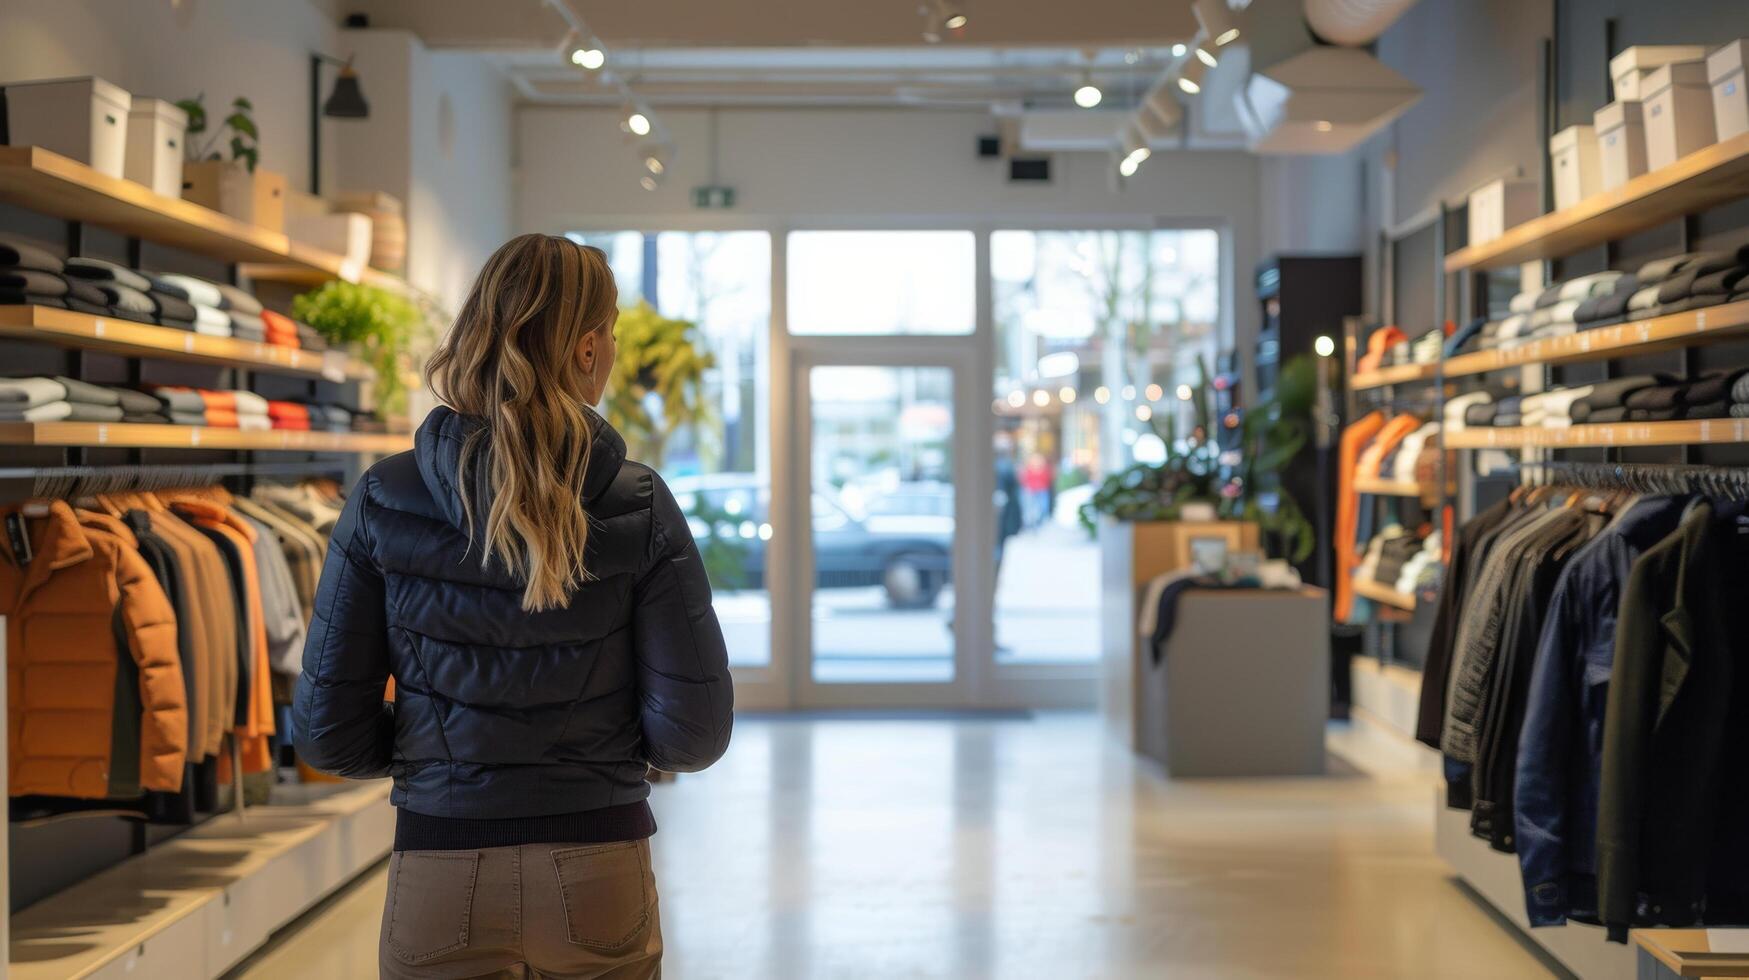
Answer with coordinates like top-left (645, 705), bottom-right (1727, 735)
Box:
top-left (1335, 410), bottom-right (1386, 623)
top-left (0, 501), bottom-right (187, 798)
top-left (1354, 413), bottom-right (1424, 482)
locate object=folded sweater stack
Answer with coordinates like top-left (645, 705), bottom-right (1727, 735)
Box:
top-left (1619, 370), bottom-right (1744, 421)
top-left (0, 376), bottom-right (137, 422)
top-left (157, 273), bottom-right (232, 338)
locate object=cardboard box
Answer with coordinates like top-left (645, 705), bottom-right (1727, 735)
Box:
top-left (123, 98), bottom-right (187, 198)
top-left (1467, 178), bottom-right (1539, 246)
top-left (1643, 60), bottom-right (1716, 169)
top-left (1595, 100), bottom-right (1649, 190)
top-left (1611, 44), bottom-right (1708, 101)
top-left (182, 161), bottom-right (286, 233)
top-left (1709, 40), bottom-right (1748, 142)
top-left (1549, 124), bottom-right (1601, 210)
top-left (2, 76), bottom-right (132, 177)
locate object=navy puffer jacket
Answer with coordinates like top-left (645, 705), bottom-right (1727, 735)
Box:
top-left (291, 406), bottom-right (733, 820)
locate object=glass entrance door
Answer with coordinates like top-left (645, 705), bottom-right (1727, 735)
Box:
top-left (790, 350), bottom-right (977, 706)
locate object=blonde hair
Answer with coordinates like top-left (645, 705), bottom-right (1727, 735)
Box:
top-left (427, 234), bottom-right (619, 611)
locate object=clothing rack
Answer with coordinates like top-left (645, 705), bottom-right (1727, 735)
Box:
top-left (1504, 459), bottom-right (1749, 495)
top-left (0, 459), bottom-right (349, 495)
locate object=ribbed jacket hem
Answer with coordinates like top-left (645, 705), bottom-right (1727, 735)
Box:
top-left (394, 800), bottom-right (657, 851)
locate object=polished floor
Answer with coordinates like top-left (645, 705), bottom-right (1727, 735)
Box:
top-left (235, 714), bottom-right (1557, 979)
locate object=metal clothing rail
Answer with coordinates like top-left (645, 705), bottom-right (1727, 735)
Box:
top-left (0, 459), bottom-right (349, 496)
top-left (1504, 459), bottom-right (1749, 495)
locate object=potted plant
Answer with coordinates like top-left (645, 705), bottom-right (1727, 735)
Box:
top-left (292, 280), bottom-right (431, 418)
top-left (177, 94), bottom-right (286, 232)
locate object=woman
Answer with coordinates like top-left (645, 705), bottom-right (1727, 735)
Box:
top-left (293, 234), bottom-right (733, 978)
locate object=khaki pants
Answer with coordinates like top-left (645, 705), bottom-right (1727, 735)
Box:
top-left (379, 840), bottom-right (662, 979)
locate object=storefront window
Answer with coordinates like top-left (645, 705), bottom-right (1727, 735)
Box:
top-left (988, 229), bottom-right (1222, 665)
top-left (787, 230), bottom-right (976, 335)
top-left (569, 231), bottom-right (773, 668)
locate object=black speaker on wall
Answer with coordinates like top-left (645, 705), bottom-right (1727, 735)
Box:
top-left (1009, 157), bottom-right (1050, 182)
top-left (977, 134), bottom-right (1001, 158)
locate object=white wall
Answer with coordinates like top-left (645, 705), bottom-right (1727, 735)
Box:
top-left (0, 0), bottom-right (340, 194)
top-left (515, 106), bottom-right (1263, 379)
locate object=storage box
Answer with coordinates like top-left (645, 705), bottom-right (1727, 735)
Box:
top-left (1, 76), bottom-right (132, 177)
top-left (182, 161), bottom-right (286, 232)
top-left (287, 211), bottom-right (372, 274)
top-left (1467, 178), bottom-right (1539, 246)
top-left (1709, 40), bottom-right (1749, 142)
top-left (1595, 100), bottom-right (1648, 190)
top-left (1549, 124), bottom-right (1601, 210)
top-left (1643, 60), bottom-right (1716, 169)
top-left (122, 98), bottom-right (187, 198)
top-left (1611, 45), bottom-right (1707, 101)
top-left (330, 190), bottom-right (406, 272)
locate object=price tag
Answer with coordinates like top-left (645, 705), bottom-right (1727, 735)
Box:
top-left (1701, 420), bottom-right (1712, 442)
top-left (93, 319), bottom-right (105, 337)
top-left (184, 335), bottom-right (194, 352)
top-left (96, 425), bottom-right (108, 444)
top-left (1637, 323), bottom-right (1651, 343)
top-left (190, 428), bottom-right (201, 446)
top-left (1696, 310), bottom-right (1707, 331)
top-left (1736, 421), bottom-right (1747, 442)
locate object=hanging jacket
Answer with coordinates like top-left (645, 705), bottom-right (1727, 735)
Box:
top-left (1335, 410), bottom-right (1386, 622)
top-left (1598, 500), bottom-right (1749, 940)
top-left (292, 405), bottom-right (734, 848)
top-left (0, 501), bottom-right (187, 798)
top-left (1513, 496), bottom-right (1689, 928)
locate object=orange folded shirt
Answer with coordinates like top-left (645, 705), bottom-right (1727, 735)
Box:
top-left (203, 408), bottom-right (239, 428)
top-left (1356, 325), bottom-right (1407, 373)
top-left (260, 310), bottom-right (301, 350)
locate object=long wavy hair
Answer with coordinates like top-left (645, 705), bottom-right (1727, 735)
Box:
top-left (426, 234), bottom-right (618, 611)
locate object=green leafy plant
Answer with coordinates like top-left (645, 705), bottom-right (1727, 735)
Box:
top-left (292, 280), bottom-right (428, 416)
top-left (1080, 355), bottom-right (1317, 564)
top-left (690, 495), bottom-right (750, 591)
top-left (176, 94), bottom-right (260, 173)
top-left (604, 301), bottom-right (715, 468)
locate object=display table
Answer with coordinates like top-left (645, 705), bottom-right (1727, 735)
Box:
top-left (1635, 929), bottom-right (1749, 978)
top-left (1137, 587), bottom-right (1328, 777)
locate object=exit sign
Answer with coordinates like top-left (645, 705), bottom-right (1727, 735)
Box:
top-left (692, 185), bottom-right (736, 209)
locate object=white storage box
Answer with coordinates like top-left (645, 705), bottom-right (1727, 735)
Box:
top-left (1550, 124), bottom-right (1601, 210)
top-left (1611, 45), bottom-right (1708, 101)
top-left (1467, 178), bottom-right (1539, 246)
top-left (1595, 100), bottom-right (1649, 190)
top-left (123, 98), bottom-right (187, 198)
top-left (1643, 60), bottom-right (1716, 169)
top-left (286, 211), bottom-right (373, 276)
top-left (1710, 40), bottom-right (1749, 142)
top-left (2, 76), bottom-right (132, 177)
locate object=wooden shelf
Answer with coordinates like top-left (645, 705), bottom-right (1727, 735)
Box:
top-left (0, 146), bottom-right (403, 289)
top-left (0, 305), bottom-right (371, 380)
top-left (1445, 300), bottom-right (1749, 378)
top-left (1445, 131), bottom-right (1749, 273)
top-left (1634, 929), bottom-right (1749, 978)
top-left (1352, 361), bottom-right (1439, 390)
top-left (1447, 419), bottom-right (1749, 450)
top-left (0, 420), bottom-right (410, 453)
top-left (1353, 577), bottom-right (1416, 611)
top-left (242, 261), bottom-right (410, 294)
top-left (1353, 477), bottom-right (1450, 497)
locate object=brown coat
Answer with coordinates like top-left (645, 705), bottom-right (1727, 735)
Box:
top-left (0, 501), bottom-right (187, 797)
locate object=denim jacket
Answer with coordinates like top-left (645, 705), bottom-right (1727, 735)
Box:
top-left (1512, 496), bottom-right (1687, 927)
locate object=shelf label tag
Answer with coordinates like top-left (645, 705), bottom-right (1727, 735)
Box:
top-left (190, 428), bottom-right (201, 446)
top-left (1701, 420), bottom-right (1712, 441)
top-left (184, 335), bottom-right (194, 352)
top-left (93, 319), bottom-right (105, 337)
top-left (1697, 311), bottom-right (1707, 331)
top-left (96, 425), bottom-right (107, 444)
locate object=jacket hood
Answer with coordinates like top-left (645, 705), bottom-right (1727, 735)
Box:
top-left (414, 404), bottom-right (628, 533)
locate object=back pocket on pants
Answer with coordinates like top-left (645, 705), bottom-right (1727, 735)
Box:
top-left (386, 851), bottom-right (480, 963)
top-left (551, 841), bottom-right (651, 950)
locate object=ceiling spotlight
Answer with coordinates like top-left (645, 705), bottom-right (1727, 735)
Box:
top-left (569, 43), bottom-right (605, 70)
top-left (1145, 383), bottom-right (1164, 401)
top-left (645, 155), bottom-right (665, 176)
top-left (640, 175), bottom-right (658, 192)
top-left (1314, 335), bottom-right (1336, 357)
top-left (1177, 57), bottom-right (1207, 94)
top-left (624, 108), bottom-right (652, 137)
top-left (1314, 120), bottom-right (1334, 133)
top-left (1194, 0), bottom-right (1243, 48)
top-left (1007, 389), bottom-right (1026, 408)
top-left (944, 9), bottom-right (968, 30)
top-left (1119, 155), bottom-right (1141, 177)
top-left (1171, 42), bottom-right (1188, 57)
top-left (1074, 82), bottom-right (1103, 109)
top-left (1175, 384), bottom-right (1193, 401)
top-left (1195, 46), bottom-right (1218, 68)
top-left (639, 142), bottom-right (670, 176)
top-left (1135, 405), bottom-right (1153, 422)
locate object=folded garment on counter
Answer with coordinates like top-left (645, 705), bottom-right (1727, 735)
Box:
top-left (0, 400), bottom-right (73, 422)
top-left (1628, 406), bottom-right (1684, 422)
top-left (110, 387), bottom-right (162, 414)
top-left (1683, 398), bottom-right (1730, 420)
top-left (148, 289), bottom-right (196, 324)
top-left (1585, 406), bottom-right (1630, 424)
top-left (0, 268), bottom-right (68, 296)
top-left (231, 390), bottom-right (269, 416)
top-left (51, 376), bottom-right (119, 406)
top-left (0, 377), bottom-right (67, 407)
top-left (229, 310), bottom-right (265, 341)
top-left (149, 386), bottom-right (206, 413)
top-left (0, 234), bottom-right (63, 273)
top-left (156, 273), bottom-right (223, 308)
top-left (192, 303), bottom-right (231, 337)
top-left (1625, 384), bottom-right (1683, 411)
top-left (1680, 370), bottom-right (1747, 405)
top-left (65, 257), bottom-right (151, 292)
top-left (214, 283), bottom-right (262, 314)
